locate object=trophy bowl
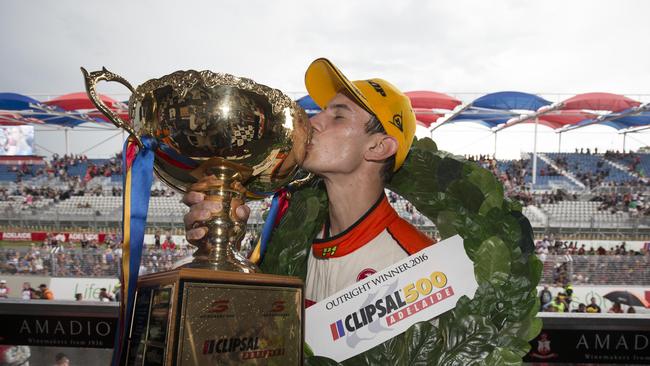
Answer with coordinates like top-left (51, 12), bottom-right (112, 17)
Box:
top-left (82, 68), bottom-right (310, 273)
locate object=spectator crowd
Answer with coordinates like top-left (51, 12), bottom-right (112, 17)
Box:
top-left (535, 237), bottom-right (650, 287)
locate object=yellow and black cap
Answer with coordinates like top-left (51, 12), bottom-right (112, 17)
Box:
top-left (305, 58), bottom-right (416, 171)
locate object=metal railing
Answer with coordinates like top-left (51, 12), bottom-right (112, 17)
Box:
top-left (540, 254), bottom-right (650, 286)
top-left (0, 247), bottom-right (192, 278)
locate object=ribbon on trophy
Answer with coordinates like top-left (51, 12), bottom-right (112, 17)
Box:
top-left (249, 188), bottom-right (291, 264)
top-left (112, 136), bottom-right (156, 366)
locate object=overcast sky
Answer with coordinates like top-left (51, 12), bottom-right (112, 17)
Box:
top-left (1, 0), bottom-right (650, 158)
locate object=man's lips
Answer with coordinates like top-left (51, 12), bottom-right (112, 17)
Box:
top-left (306, 139), bottom-right (316, 150)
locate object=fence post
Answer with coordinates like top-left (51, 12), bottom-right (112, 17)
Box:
top-left (50, 251), bottom-right (56, 276)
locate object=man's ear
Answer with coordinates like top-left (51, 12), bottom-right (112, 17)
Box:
top-left (365, 135), bottom-right (398, 162)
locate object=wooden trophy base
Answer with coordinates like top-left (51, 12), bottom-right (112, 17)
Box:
top-left (124, 268), bottom-right (304, 366)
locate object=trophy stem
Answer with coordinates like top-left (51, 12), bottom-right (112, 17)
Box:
top-left (181, 165), bottom-right (259, 273)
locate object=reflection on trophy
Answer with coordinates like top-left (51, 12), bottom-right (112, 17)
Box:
top-left (82, 68), bottom-right (308, 365)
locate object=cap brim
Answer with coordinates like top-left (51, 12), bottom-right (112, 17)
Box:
top-left (305, 58), bottom-right (373, 114)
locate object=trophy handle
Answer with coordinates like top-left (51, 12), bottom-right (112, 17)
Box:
top-left (80, 67), bottom-right (142, 148)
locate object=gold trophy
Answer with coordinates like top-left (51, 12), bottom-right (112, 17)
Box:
top-left (82, 68), bottom-right (309, 365)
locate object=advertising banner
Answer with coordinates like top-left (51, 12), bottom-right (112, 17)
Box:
top-left (0, 232), bottom-right (107, 243)
top-left (525, 328), bottom-right (650, 364)
top-left (0, 314), bottom-right (116, 348)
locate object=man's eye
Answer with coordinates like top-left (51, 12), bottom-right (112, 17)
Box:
top-left (334, 115), bottom-right (344, 120)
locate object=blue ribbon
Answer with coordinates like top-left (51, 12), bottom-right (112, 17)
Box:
top-left (112, 136), bottom-right (156, 366)
top-left (258, 191), bottom-right (282, 264)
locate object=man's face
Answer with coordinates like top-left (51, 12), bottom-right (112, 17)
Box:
top-left (302, 93), bottom-right (374, 176)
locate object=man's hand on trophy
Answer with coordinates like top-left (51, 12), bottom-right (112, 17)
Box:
top-left (182, 176), bottom-right (251, 243)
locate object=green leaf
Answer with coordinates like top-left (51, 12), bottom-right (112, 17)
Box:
top-left (435, 211), bottom-right (461, 238)
top-left (437, 157), bottom-right (464, 192)
top-left (304, 356), bottom-right (341, 366)
top-left (304, 342), bottom-right (315, 357)
top-left (466, 166), bottom-right (504, 216)
top-left (484, 347), bottom-right (522, 366)
top-left (527, 317), bottom-right (543, 341)
top-left (446, 180), bottom-right (485, 214)
top-left (509, 210), bottom-right (535, 258)
top-left (437, 315), bottom-right (498, 366)
top-left (412, 137), bottom-right (438, 151)
top-left (341, 321), bottom-right (441, 366)
top-left (474, 237), bottom-right (511, 284)
top-left (528, 256), bottom-right (543, 289)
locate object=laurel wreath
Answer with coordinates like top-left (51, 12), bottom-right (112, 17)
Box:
top-left (259, 137), bottom-right (542, 365)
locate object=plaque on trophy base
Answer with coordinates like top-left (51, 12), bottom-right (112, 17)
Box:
top-left (124, 268), bottom-right (303, 366)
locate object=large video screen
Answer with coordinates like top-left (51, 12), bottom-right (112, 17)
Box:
top-left (0, 126), bottom-right (34, 156)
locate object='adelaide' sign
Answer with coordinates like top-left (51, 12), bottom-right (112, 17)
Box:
top-left (305, 235), bottom-right (478, 362)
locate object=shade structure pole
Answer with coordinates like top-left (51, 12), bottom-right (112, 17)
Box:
top-left (532, 117), bottom-right (539, 186)
top-left (558, 132), bottom-right (562, 153)
top-left (623, 132), bottom-right (627, 152)
top-left (65, 128), bottom-right (69, 155)
top-left (493, 132), bottom-right (498, 158)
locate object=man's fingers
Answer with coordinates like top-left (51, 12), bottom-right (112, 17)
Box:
top-left (182, 191), bottom-right (205, 206)
top-left (183, 209), bottom-right (210, 229)
top-left (230, 198), bottom-right (250, 222)
top-left (236, 204), bottom-right (250, 221)
top-left (186, 227), bottom-right (207, 241)
top-left (183, 201), bottom-right (223, 229)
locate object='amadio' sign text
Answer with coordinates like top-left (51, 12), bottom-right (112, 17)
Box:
top-left (305, 235), bottom-right (478, 362)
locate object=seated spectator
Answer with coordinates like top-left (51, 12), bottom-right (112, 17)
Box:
top-left (21, 282), bottom-right (34, 300)
top-left (162, 236), bottom-right (176, 251)
top-left (544, 294), bottom-right (568, 312)
top-left (607, 302), bottom-right (624, 314)
top-left (538, 285), bottom-right (552, 310)
top-left (39, 284), bottom-right (54, 300)
top-left (0, 280), bottom-right (9, 299)
top-left (98, 288), bottom-right (114, 302)
top-left (572, 303), bottom-right (587, 313)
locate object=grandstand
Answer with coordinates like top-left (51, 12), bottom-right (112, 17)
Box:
top-left (1, 127), bottom-right (649, 366)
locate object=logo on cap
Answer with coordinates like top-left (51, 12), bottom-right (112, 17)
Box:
top-left (390, 112), bottom-right (404, 132)
top-left (366, 80), bottom-right (386, 97)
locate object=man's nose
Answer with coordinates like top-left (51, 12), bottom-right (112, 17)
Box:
top-left (310, 112), bottom-right (326, 132)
